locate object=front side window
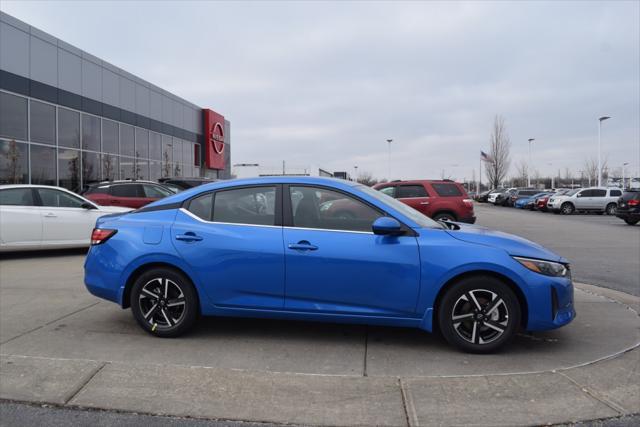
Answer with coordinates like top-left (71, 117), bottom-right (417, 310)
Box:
top-left (111, 184), bottom-right (141, 198)
top-left (290, 186), bottom-right (382, 232)
top-left (142, 184), bottom-right (172, 198)
top-left (378, 186), bottom-right (396, 198)
top-left (397, 185), bottom-right (428, 198)
top-left (213, 186), bottom-right (276, 226)
top-left (0, 188), bottom-right (35, 206)
top-left (578, 190), bottom-right (592, 197)
top-left (37, 188), bottom-right (85, 208)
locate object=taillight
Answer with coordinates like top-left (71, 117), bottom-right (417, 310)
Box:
top-left (628, 199), bottom-right (640, 206)
top-left (91, 228), bottom-right (117, 245)
top-left (463, 198), bottom-right (474, 207)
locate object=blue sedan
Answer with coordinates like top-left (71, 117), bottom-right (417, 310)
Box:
top-left (514, 192), bottom-right (551, 210)
top-left (84, 177), bottom-right (574, 353)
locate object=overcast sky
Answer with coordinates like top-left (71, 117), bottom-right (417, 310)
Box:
top-left (2, 0), bottom-right (639, 181)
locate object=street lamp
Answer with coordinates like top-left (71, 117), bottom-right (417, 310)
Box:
top-left (354, 165), bottom-right (358, 182)
top-left (386, 139), bottom-right (393, 180)
top-left (598, 116), bottom-right (611, 187)
top-left (527, 138), bottom-right (535, 187)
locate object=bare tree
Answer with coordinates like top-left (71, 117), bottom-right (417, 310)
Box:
top-left (485, 115), bottom-right (511, 188)
top-left (583, 157), bottom-right (608, 185)
top-left (356, 171), bottom-right (379, 187)
top-left (513, 160), bottom-right (528, 187)
top-left (4, 139), bottom-right (23, 184)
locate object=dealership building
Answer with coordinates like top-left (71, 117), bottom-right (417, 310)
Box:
top-left (0, 11), bottom-right (230, 192)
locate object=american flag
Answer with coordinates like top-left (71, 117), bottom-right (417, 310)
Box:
top-left (480, 151), bottom-right (493, 162)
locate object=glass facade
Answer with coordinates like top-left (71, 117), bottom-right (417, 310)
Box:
top-left (0, 89), bottom-right (202, 190)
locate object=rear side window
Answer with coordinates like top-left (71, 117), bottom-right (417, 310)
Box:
top-left (187, 193), bottom-right (213, 221)
top-left (431, 183), bottom-right (463, 197)
top-left (592, 189), bottom-right (607, 197)
top-left (213, 186), bottom-right (276, 226)
top-left (111, 184), bottom-right (142, 198)
top-left (609, 189), bottom-right (622, 197)
top-left (0, 188), bottom-right (35, 206)
top-left (142, 184), bottom-right (172, 198)
top-left (397, 185), bottom-right (428, 198)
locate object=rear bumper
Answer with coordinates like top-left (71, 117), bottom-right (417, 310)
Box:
top-left (615, 211), bottom-right (640, 221)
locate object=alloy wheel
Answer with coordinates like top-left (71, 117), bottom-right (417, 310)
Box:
top-left (451, 289), bottom-right (509, 345)
top-left (138, 277), bottom-right (186, 330)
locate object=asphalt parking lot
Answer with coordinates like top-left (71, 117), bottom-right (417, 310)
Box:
top-left (0, 208), bottom-right (639, 426)
top-left (474, 203), bottom-right (640, 296)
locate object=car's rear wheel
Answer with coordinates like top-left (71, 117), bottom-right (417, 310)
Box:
top-left (433, 212), bottom-right (456, 222)
top-left (561, 202), bottom-right (574, 215)
top-left (606, 203), bottom-right (617, 215)
top-left (438, 276), bottom-right (520, 353)
top-left (131, 268), bottom-right (198, 338)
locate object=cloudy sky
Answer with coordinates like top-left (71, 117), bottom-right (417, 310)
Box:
top-left (2, 0), bottom-right (638, 181)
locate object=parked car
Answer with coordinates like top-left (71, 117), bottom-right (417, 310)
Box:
top-left (536, 189), bottom-right (572, 212)
top-left (84, 177), bottom-right (574, 353)
top-left (159, 177), bottom-right (218, 190)
top-left (0, 185), bottom-right (131, 251)
top-left (373, 180), bottom-right (475, 223)
top-left (514, 192), bottom-right (551, 210)
top-left (82, 180), bottom-right (174, 209)
top-left (546, 187), bottom-right (622, 215)
top-left (486, 188), bottom-right (508, 204)
top-left (615, 190), bottom-right (640, 225)
top-left (493, 188), bottom-right (521, 206)
top-left (510, 189), bottom-right (543, 208)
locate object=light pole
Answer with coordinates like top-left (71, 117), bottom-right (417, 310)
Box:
top-left (598, 116), bottom-right (610, 187)
top-left (527, 138), bottom-right (535, 187)
top-left (622, 162), bottom-right (629, 189)
top-left (386, 139), bottom-right (393, 180)
top-left (354, 165), bottom-right (358, 182)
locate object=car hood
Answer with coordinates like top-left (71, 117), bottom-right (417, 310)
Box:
top-left (98, 206), bottom-right (133, 213)
top-left (445, 223), bottom-right (565, 263)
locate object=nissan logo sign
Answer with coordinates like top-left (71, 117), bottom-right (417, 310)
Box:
top-left (210, 122), bottom-right (224, 154)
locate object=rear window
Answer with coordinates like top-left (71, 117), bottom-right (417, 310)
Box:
top-left (0, 188), bottom-right (35, 206)
top-left (397, 185), bottom-right (428, 198)
top-left (431, 183), bottom-right (463, 197)
top-left (622, 191), bottom-right (640, 201)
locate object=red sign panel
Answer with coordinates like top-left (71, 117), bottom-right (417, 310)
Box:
top-left (203, 109), bottom-right (225, 170)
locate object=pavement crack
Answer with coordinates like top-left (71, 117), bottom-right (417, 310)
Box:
top-left (555, 370), bottom-right (627, 415)
top-left (399, 378), bottom-right (419, 427)
top-left (0, 301), bottom-right (101, 345)
top-left (62, 361), bottom-right (108, 405)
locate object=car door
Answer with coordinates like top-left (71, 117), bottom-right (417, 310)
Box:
top-left (0, 187), bottom-right (42, 249)
top-left (36, 188), bottom-right (96, 245)
top-left (574, 189), bottom-right (591, 209)
top-left (590, 189), bottom-right (607, 210)
top-left (283, 185), bottom-right (421, 317)
top-left (172, 185), bottom-right (285, 309)
top-left (396, 184), bottom-right (431, 216)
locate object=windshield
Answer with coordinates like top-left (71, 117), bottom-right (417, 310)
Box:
top-left (357, 185), bottom-right (441, 229)
top-left (566, 189), bottom-right (580, 196)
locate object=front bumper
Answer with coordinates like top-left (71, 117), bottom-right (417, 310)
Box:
top-left (525, 274), bottom-right (575, 331)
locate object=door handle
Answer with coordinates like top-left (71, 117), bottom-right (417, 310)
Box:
top-left (110, 200), bottom-right (120, 204)
top-left (288, 241), bottom-right (318, 251)
top-left (420, 201), bottom-right (430, 205)
top-left (44, 213), bottom-right (57, 218)
top-left (175, 232), bottom-right (203, 242)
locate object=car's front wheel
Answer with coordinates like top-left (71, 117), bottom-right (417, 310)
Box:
top-left (131, 268), bottom-right (199, 338)
top-left (438, 276), bottom-right (520, 353)
top-left (561, 202), bottom-right (575, 215)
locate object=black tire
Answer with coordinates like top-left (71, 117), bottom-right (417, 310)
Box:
top-left (606, 203), bottom-right (617, 215)
top-left (437, 276), bottom-right (520, 353)
top-left (130, 267), bottom-right (199, 338)
top-left (560, 202), bottom-right (574, 215)
top-left (433, 212), bottom-right (457, 222)
top-left (624, 218), bottom-right (639, 225)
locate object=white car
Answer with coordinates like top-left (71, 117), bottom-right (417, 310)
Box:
top-left (546, 187), bottom-right (623, 215)
top-left (0, 185), bottom-right (132, 251)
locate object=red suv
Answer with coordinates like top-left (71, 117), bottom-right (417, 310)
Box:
top-left (82, 180), bottom-right (174, 209)
top-left (372, 180), bottom-right (475, 223)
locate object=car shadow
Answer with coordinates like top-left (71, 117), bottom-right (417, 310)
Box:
top-left (0, 248), bottom-right (88, 260)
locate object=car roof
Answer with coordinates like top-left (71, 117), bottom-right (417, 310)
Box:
top-left (86, 180), bottom-right (162, 187)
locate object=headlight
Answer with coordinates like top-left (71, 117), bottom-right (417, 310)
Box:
top-left (513, 256), bottom-right (569, 278)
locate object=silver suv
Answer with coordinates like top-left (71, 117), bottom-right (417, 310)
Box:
top-left (547, 187), bottom-right (623, 215)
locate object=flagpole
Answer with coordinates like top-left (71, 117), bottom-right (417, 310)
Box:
top-left (479, 154), bottom-right (482, 193)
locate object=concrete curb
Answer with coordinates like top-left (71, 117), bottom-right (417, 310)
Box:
top-left (1, 283), bottom-right (639, 426)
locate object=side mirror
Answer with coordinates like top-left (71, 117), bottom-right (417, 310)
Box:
top-left (372, 217), bottom-right (404, 236)
top-left (81, 202), bottom-right (97, 210)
